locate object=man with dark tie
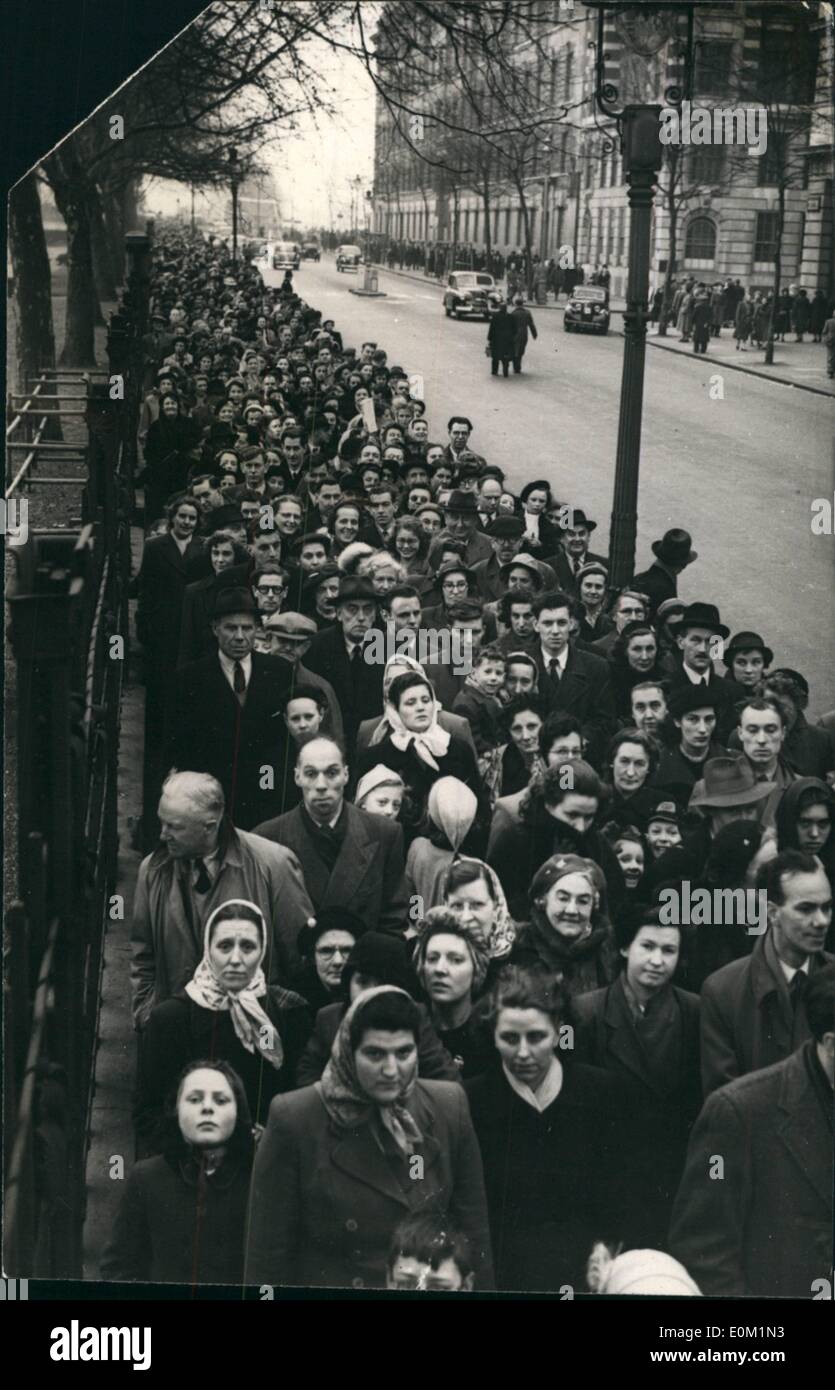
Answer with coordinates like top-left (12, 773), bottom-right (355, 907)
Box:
top-left (302, 577), bottom-right (385, 749)
top-left (130, 771), bottom-right (314, 1027)
top-left (169, 587), bottom-right (295, 830)
top-left (254, 736), bottom-right (408, 944)
top-left (548, 509), bottom-right (605, 596)
top-left (699, 850), bottom-right (833, 1096)
top-left (530, 589), bottom-right (615, 764)
top-left (668, 601), bottom-right (739, 740)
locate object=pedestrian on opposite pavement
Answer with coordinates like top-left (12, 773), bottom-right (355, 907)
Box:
top-left (691, 289), bottom-right (712, 355)
top-left (792, 288), bottom-right (811, 342)
top-left (809, 289), bottom-right (829, 343)
top-left (734, 294), bottom-right (753, 351)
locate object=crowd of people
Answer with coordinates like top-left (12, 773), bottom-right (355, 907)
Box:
top-left (108, 226), bottom-right (834, 1296)
top-left (653, 276), bottom-right (835, 367)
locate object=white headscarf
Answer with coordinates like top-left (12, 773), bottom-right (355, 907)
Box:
top-left (185, 899), bottom-right (284, 1069)
top-left (386, 675), bottom-right (451, 771)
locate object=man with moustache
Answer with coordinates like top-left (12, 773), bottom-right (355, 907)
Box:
top-left (471, 516), bottom-right (556, 601)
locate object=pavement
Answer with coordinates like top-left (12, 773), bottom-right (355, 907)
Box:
top-left (369, 261), bottom-right (834, 397)
top-left (281, 255), bottom-right (834, 712)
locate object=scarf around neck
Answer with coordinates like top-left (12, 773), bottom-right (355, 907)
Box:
top-left (317, 986), bottom-right (424, 1158)
top-left (386, 694), bottom-right (450, 772)
top-left (502, 1055), bottom-right (564, 1112)
top-left (185, 898), bottom-right (284, 1069)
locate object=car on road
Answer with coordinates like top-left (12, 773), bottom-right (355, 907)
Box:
top-left (302, 241), bottom-right (321, 261)
top-left (564, 285), bottom-right (610, 335)
top-left (443, 272), bottom-right (503, 321)
top-left (335, 244), bottom-right (362, 272)
top-left (272, 241), bottom-right (301, 270)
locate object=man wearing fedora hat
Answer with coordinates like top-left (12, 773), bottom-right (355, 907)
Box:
top-left (669, 601), bottom-right (739, 740)
top-left (429, 489), bottom-right (494, 568)
top-left (302, 577), bottom-right (385, 749)
top-left (631, 529), bottom-right (698, 619)
top-left (169, 586), bottom-right (296, 831)
top-left (178, 524), bottom-right (246, 667)
top-left (688, 754), bottom-right (779, 836)
top-left (471, 516), bottom-right (558, 601)
top-left (549, 508), bottom-right (606, 596)
top-left (301, 563), bottom-right (341, 631)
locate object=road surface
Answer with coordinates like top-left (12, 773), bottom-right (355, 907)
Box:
top-left (263, 255), bottom-right (834, 712)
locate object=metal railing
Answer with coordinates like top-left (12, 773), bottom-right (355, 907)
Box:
top-left (4, 231), bottom-right (151, 1278)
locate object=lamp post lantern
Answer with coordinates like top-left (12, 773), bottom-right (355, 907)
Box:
top-left (585, 0), bottom-right (703, 585)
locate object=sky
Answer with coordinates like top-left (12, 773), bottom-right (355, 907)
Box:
top-left (145, 19), bottom-right (378, 233)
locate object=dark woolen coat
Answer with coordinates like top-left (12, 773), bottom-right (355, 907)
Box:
top-left (669, 1043), bottom-right (833, 1297)
top-left (245, 1080), bottom-right (494, 1289)
top-left (700, 933), bottom-right (834, 1096)
top-left (101, 1151), bottom-right (252, 1284)
top-left (134, 988), bottom-right (313, 1155)
top-left (465, 1060), bottom-right (635, 1292)
top-left (168, 651), bottom-right (295, 831)
top-left (573, 976), bottom-right (701, 1247)
top-left (252, 802), bottom-right (409, 936)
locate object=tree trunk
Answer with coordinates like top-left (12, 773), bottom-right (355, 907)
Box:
top-left (43, 144), bottom-right (100, 367)
top-left (481, 171), bottom-right (493, 261)
top-left (764, 185), bottom-right (784, 366)
top-left (515, 178), bottom-right (535, 296)
top-left (122, 178), bottom-right (140, 234)
top-left (101, 185), bottom-right (127, 286)
top-left (8, 173), bottom-right (57, 391)
top-left (90, 186), bottom-right (116, 318)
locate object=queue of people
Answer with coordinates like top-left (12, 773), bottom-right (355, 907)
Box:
top-left (108, 226), bottom-right (835, 1296)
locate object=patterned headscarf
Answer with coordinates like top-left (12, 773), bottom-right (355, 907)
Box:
top-left (412, 907), bottom-right (492, 995)
top-left (317, 986), bottom-right (424, 1158)
top-left (185, 899), bottom-right (285, 1069)
top-left (440, 856), bottom-right (516, 960)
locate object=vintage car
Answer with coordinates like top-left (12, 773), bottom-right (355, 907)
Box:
top-left (301, 241), bottom-right (321, 261)
top-left (443, 272), bottom-right (502, 320)
top-left (335, 244), bottom-right (362, 271)
top-left (272, 241), bottom-right (301, 270)
top-left (563, 284), bottom-right (610, 334)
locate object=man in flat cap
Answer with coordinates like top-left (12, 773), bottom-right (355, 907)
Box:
top-left (302, 577), bottom-right (385, 748)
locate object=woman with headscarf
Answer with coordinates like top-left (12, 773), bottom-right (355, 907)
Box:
top-left (412, 907), bottom-right (497, 1078)
top-left (406, 777), bottom-right (480, 911)
top-left (355, 672), bottom-right (490, 847)
top-left (133, 901), bottom-right (312, 1155)
top-left (296, 932), bottom-right (460, 1085)
top-left (245, 985), bottom-right (494, 1288)
top-left (773, 776), bottom-right (835, 882)
top-left (511, 854), bottom-right (618, 999)
top-left (442, 857), bottom-right (516, 968)
top-left (355, 654), bottom-right (476, 760)
top-left (104, 1058), bottom-right (255, 1283)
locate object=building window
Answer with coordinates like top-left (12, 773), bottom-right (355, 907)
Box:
top-left (689, 147), bottom-right (725, 187)
top-left (694, 39), bottom-right (733, 95)
top-left (684, 216), bottom-right (716, 267)
top-left (754, 211), bottom-right (779, 263)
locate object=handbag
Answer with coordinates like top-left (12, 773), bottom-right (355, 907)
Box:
top-left (484, 343), bottom-right (492, 357)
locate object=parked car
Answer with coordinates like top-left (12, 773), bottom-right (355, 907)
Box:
top-left (272, 241), bottom-right (300, 270)
top-left (335, 244), bottom-right (362, 272)
top-left (564, 285), bottom-right (610, 335)
top-left (443, 272), bottom-right (502, 321)
top-left (302, 242), bottom-right (321, 261)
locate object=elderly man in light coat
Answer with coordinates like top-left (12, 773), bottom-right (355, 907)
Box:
top-left (130, 771), bottom-right (314, 1028)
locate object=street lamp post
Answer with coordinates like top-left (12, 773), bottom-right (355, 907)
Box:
top-left (228, 146), bottom-right (241, 261)
top-left (586, 0), bottom-right (699, 587)
top-left (540, 141), bottom-right (553, 262)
